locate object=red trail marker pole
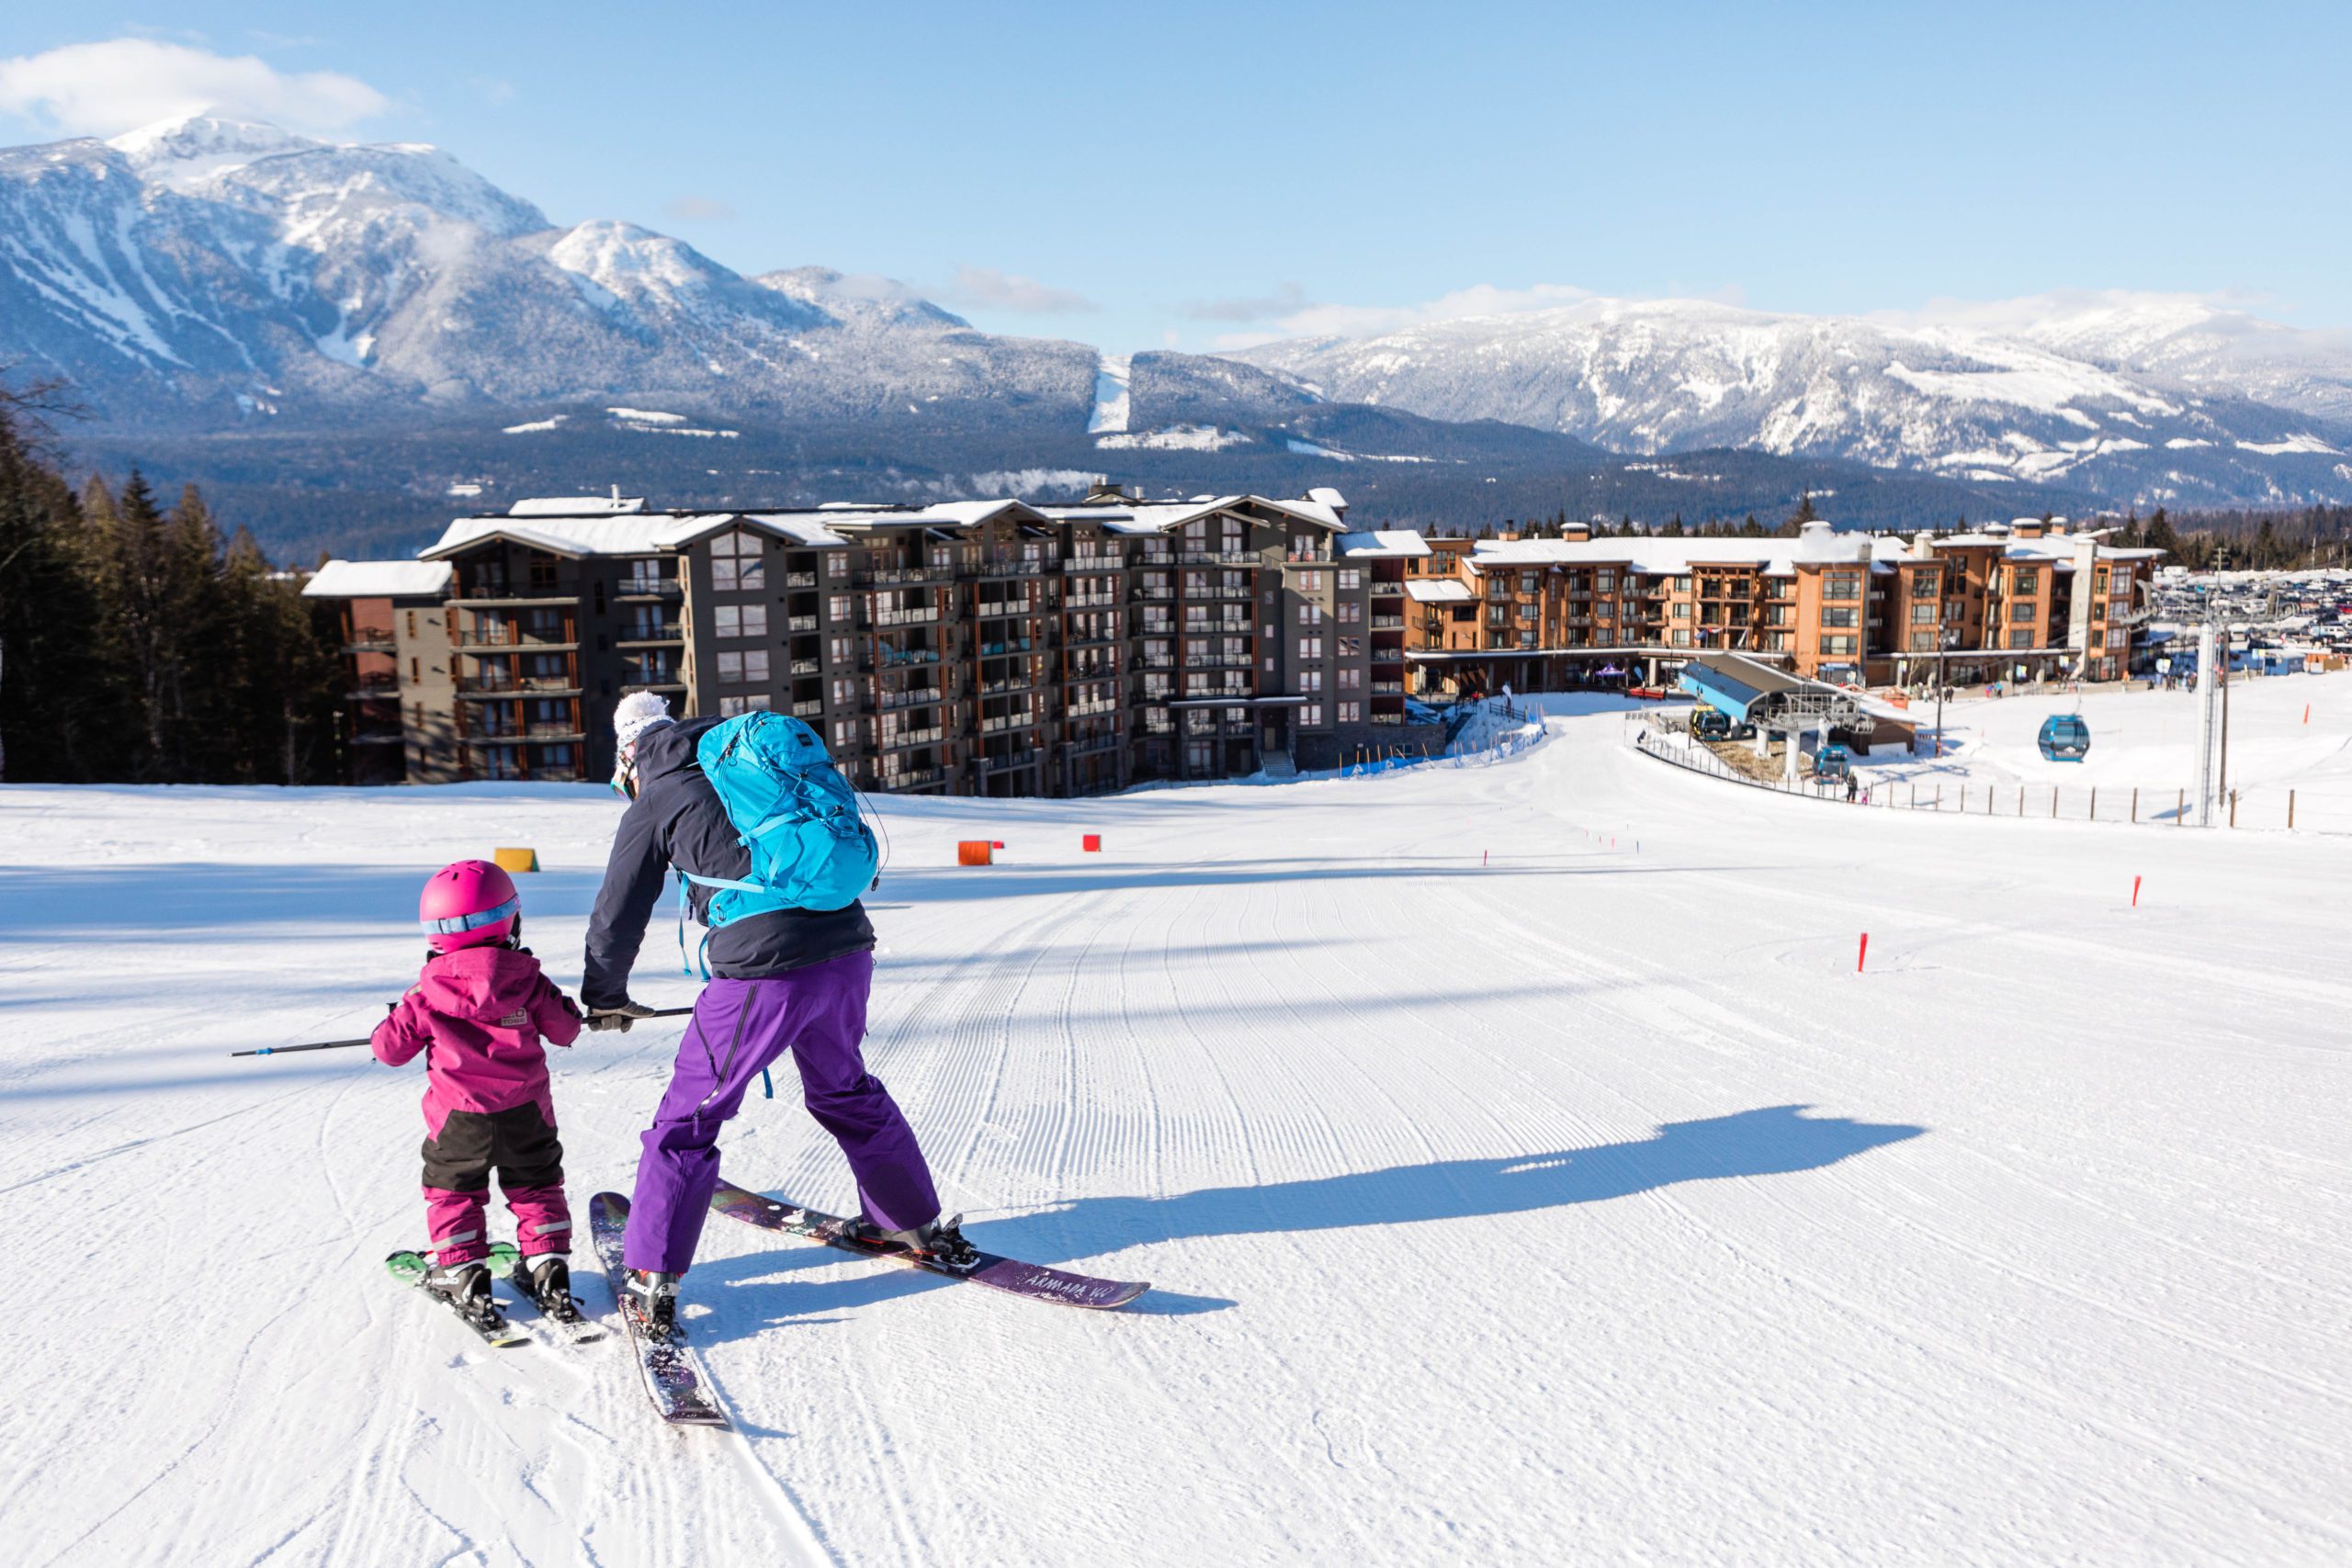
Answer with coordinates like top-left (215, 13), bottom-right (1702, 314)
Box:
top-left (1857, 933), bottom-right (1869, 973)
top-left (2132, 875), bottom-right (2142, 908)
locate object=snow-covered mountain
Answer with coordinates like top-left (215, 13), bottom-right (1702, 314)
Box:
top-left (0, 114), bottom-right (1094, 428)
top-left (1228, 295), bottom-right (2352, 507)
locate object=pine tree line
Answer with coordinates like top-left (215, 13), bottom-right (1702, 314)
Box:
top-left (0, 394), bottom-right (344, 784)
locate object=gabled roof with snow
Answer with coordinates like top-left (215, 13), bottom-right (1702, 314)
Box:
top-left (1339, 529), bottom-right (1430, 558)
top-left (422, 513), bottom-right (725, 559)
top-left (302, 558), bottom-right (453, 598)
top-left (660, 513), bottom-right (851, 548)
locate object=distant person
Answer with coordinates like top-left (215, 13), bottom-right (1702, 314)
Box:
top-left (1845, 774), bottom-right (1860, 803)
top-left (372, 860), bottom-right (589, 1337)
top-left (581, 692), bottom-right (969, 1341)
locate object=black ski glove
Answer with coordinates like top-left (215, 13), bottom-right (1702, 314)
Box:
top-left (586, 998), bottom-right (659, 1033)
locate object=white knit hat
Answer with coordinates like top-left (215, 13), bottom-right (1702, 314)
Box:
top-left (613, 690), bottom-right (674, 751)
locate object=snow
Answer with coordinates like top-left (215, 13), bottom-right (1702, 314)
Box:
top-left (2235, 434), bottom-right (2341, 457)
top-left (1085, 352), bottom-right (1132, 434)
top-left (1337, 529), bottom-right (1430, 558)
top-left (5, 698), bottom-right (2349, 1564)
top-left (502, 415), bottom-right (567, 434)
top-left (1406, 578), bottom-right (1473, 602)
top-left (1093, 424), bottom-right (1252, 452)
top-left (302, 558), bottom-right (455, 598)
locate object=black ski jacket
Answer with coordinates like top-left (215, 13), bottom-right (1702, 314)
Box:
top-left (581, 717), bottom-right (875, 1009)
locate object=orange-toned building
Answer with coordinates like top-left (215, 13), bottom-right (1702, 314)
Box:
top-left (1404, 518), bottom-right (2161, 694)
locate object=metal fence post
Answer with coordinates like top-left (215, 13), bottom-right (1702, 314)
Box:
top-left (2176, 787), bottom-right (2183, 825)
top-left (2290, 789), bottom-right (2296, 830)
top-left (2230, 788), bottom-right (2238, 828)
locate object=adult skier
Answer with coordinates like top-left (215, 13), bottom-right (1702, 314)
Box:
top-left (581, 692), bottom-right (970, 1335)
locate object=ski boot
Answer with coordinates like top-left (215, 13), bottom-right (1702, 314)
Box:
top-left (521, 1255), bottom-right (589, 1325)
top-left (424, 1259), bottom-right (509, 1335)
top-left (623, 1269), bottom-right (683, 1340)
top-left (861, 1213), bottom-right (981, 1272)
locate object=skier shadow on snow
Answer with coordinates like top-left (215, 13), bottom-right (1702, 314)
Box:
top-left (1018, 1104), bottom-right (1927, 1270)
top-left (690, 1105), bottom-right (1921, 1330)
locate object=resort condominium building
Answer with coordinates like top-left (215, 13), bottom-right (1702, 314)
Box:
top-left (302, 485), bottom-right (1445, 791)
top-left (1401, 517), bottom-right (2162, 694)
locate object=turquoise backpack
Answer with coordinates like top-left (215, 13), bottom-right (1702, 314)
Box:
top-left (673, 712), bottom-right (878, 974)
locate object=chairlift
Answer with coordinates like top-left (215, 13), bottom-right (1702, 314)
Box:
top-left (1813, 744), bottom-right (1852, 781)
top-left (2038, 713), bottom-right (2091, 761)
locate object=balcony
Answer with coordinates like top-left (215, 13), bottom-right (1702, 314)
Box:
top-left (1371, 681), bottom-right (1405, 695)
top-left (347, 671), bottom-right (400, 697)
top-left (455, 675), bottom-right (582, 697)
top-left (978, 712), bottom-right (1041, 734)
top-left (614, 629), bottom-right (683, 649)
top-left (449, 585), bottom-right (575, 607)
top-left (1371, 582), bottom-right (1404, 598)
top-left (872, 605), bottom-right (939, 627)
top-left (857, 566), bottom-right (957, 586)
top-left (614, 581), bottom-right (682, 602)
top-left (1182, 652), bottom-right (1254, 669)
top-left (1066, 696), bottom-right (1120, 716)
top-left (872, 765), bottom-right (946, 790)
top-left (455, 628), bottom-right (577, 651)
top-left (976, 637), bottom-right (1035, 657)
top-left (1130, 582), bottom-right (1178, 601)
top-left (1369, 615), bottom-right (1406, 630)
top-left (1178, 550), bottom-right (1259, 565)
top-left (1064, 592), bottom-right (1122, 609)
top-left (783, 572), bottom-right (818, 589)
top-left (971, 559), bottom-right (1054, 580)
top-left (791, 700), bottom-right (823, 718)
top-left (1067, 733), bottom-right (1124, 757)
top-left (976, 747), bottom-right (1041, 770)
top-left (878, 726), bottom-right (945, 750)
top-left (974, 601), bottom-right (1046, 621)
top-left (1064, 558), bottom-right (1124, 574)
top-left (876, 688), bottom-right (948, 712)
top-left (790, 658), bottom-right (820, 676)
top-left (345, 626), bottom-right (395, 651)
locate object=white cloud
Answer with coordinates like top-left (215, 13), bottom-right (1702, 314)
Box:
top-left (1182, 282), bottom-right (1309, 322)
top-left (0, 38), bottom-right (389, 137)
top-left (938, 265), bottom-right (1096, 316)
top-left (1208, 281), bottom-right (1598, 348)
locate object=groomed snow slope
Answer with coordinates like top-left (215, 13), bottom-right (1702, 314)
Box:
top-left (3, 712), bottom-right (2347, 1565)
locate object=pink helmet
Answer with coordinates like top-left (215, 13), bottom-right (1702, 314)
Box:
top-left (418, 859), bottom-right (521, 952)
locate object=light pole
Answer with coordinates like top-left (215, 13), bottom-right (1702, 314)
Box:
top-left (1932, 627), bottom-right (1959, 759)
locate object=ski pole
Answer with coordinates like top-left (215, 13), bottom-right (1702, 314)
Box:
top-left (230, 1038), bottom-right (373, 1058)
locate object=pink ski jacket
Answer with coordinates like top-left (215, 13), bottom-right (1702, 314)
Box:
top-left (371, 947), bottom-right (584, 1136)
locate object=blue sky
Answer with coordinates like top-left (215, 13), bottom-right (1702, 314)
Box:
top-left (4, 4), bottom-right (2347, 352)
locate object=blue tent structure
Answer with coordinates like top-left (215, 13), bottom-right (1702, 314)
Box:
top-left (2039, 714), bottom-right (2091, 761)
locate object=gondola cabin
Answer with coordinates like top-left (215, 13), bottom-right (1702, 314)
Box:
top-left (2038, 714), bottom-right (2091, 761)
top-left (1813, 744), bottom-right (1852, 781)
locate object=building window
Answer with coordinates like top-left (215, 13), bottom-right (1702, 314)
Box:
top-left (828, 595), bottom-right (852, 622)
top-left (710, 529), bottom-right (765, 592)
top-left (717, 651), bottom-right (742, 682)
top-left (1337, 601), bottom-right (1362, 623)
top-left (1338, 666), bottom-right (1362, 689)
top-left (1671, 629), bottom-right (1690, 647)
top-left (2012, 601), bottom-right (2037, 622)
top-left (832, 719), bottom-right (854, 749)
top-left (713, 604), bottom-right (768, 638)
top-left (1297, 636), bottom-right (1324, 660)
top-left (2009, 629), bottom-right (2034, 649)
top-left (1672, 603), bottom-right (1690, 619)
top-left (1909, 631), bottom-right (1939, 651)
top-left (1821, 606), bottom-right (1858, 628)
top-left (831, 678), bottom-right (856, 706)
top-left (827, 553), bottom-right (848, 580)
top-left (2012, 567), bottom-right (2040, 593)
top-left (1823, 572), bottom-right (1861, 600)
top-left (1339, 701), bottom-right (1361, 724)
top-left (1302, 703), bottom-right (1324, 727)
top-left (1300, 670), bottom-right (1323, 693)
top-left (1820, 635), bottom-right (1858, 655)
top-left (742, 649), bottom-right (770, 683)
top-left (406, 610), bottom-right (417, 637)
top-left (1910, 603), bottom-right (1939, 625)
top-left (2090, 628), bottom-right (2106, 649)
top-left (1295, 570), bottom-right (1323, 592)
top-left (528, 552), bottom-right (559, 590)
top-left (1337, 569), bottom-right (1361, 591)
top-left (1301, 604), bottom-right (1324, 626)
top-left (1912, 568), bottom-right (1942, 596)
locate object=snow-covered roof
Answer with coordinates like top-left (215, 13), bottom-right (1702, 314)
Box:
top-left (1339, 529), bottom-right (1431, 558)
top-left (422, 514), bottom-right (723, 559)
top-left (1406, 579), bottom-right (1473, 603)
top-left (509, 495), bottom-right (646, 517)
top-left (302, 558), bottom-right (453, 599)
top-left (659, 513), bottom-right (851, 548)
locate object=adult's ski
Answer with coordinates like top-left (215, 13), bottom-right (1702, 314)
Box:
top-left (588, 1192), bottom-right (729, 1427)
top-left (708, 1179), bottom-right (1149, 1310)
top-left (383, 1248), bottom-right (530, 1348)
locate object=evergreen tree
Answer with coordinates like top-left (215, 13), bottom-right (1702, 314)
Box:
top-left (0, 407), bottom-right (126, 781)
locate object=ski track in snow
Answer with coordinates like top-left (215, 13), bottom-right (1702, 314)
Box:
top-left (3, 682), bottom-right (2351, 1564)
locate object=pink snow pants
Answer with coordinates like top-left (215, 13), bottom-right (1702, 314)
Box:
top-left (420, 1102), bottom-right (571, 1267)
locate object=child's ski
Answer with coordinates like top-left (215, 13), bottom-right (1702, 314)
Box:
top-left (588, 1192), bottom-right (729, 1427)
top-left (503, 1262), bottom-right (607, 1346)
top-left (383, 1248), bottom-right (531, 1348)
top-left (707, 1179), bottom-right (1149, 1310)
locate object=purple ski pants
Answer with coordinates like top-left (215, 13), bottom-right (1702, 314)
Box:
top-left (623, 950), bottom-right (940, 1274)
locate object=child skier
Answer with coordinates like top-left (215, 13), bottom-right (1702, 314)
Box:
top-left (373, 859), bottom-right (587, 1332)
